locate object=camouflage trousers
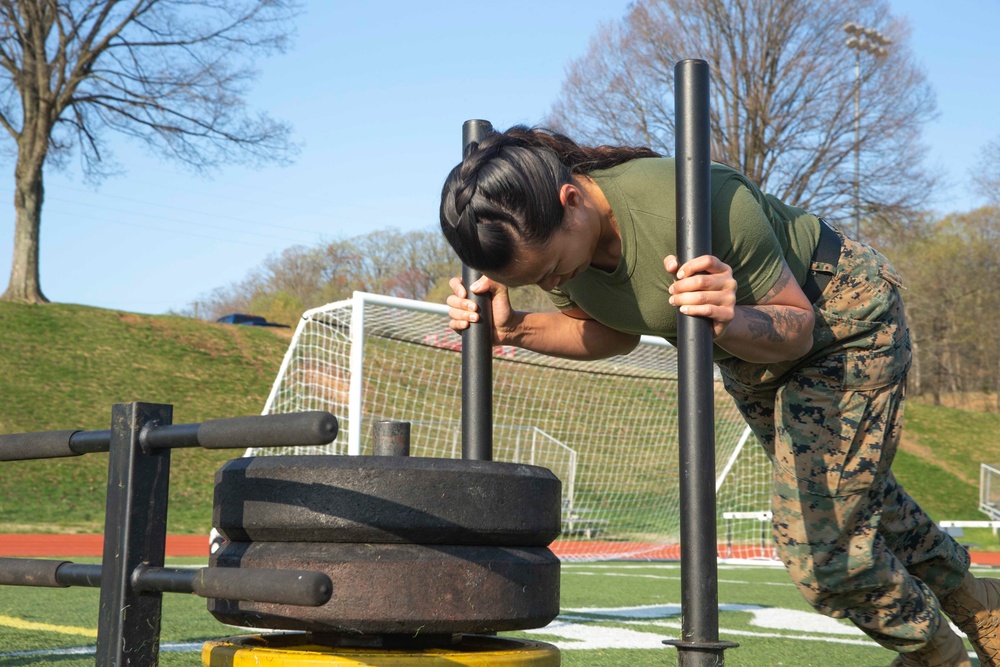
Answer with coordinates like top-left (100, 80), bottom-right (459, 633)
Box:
top-left (717, 229), bottom-right (970, 651)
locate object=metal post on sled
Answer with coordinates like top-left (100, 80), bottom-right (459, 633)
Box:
top-left (461, 119), bottom-right (495, 462)
top-left (663, 59), bottom-right (738, 666)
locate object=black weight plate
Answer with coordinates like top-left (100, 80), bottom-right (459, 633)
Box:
top-left (207, 540), bottom-right (560, 635)
top-left (213, 455), bottom-right (561, 546)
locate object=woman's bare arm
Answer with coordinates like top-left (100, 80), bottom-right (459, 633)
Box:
top-left (666, 256), bottom-right (814, 363)
top-left (447, 276), bottom-right (640, 361)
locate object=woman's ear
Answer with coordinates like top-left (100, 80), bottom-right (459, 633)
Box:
top-left (559, 182), bottom-right (582, 209)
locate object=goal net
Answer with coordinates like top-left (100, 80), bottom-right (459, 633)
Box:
top-left (253, 292), bottom-right (774, 561)
top-left (981, 464), bottom-right (1000, 520)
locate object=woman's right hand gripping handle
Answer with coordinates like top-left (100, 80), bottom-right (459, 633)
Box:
top-left (447, 275), bottom-right (515, 345)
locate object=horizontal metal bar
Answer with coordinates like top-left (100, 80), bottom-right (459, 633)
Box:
top-left (0, 557), bottom-right (71, 587)
top-left (0, 411), bottom-right (339, 462)
top-left (70, 429), bottom-right (113, 454)
top-left (132, 565), bottom-right (332, 606)
top-left (57, 563), bottom-right (103, 587)
top-left (0, 558), bottom-right (102, 588)
top-left (0, 558), bottom-right (331, 608)
top-left (141, 423), bottom-right (200, 449)
top-left (0, 429), bottom-right (116, 462)
top-left (0, 431), bottom-right (81, 462)
top-left (143, 411), bottom-right (338, 450)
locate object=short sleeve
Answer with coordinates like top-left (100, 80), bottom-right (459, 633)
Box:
top-left (712, 180), bottom-right (786, 304)
top-left (544, 286), bottom-right (578, 311)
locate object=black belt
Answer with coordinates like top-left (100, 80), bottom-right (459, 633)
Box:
top-left (801, 218), bottom-right (842, 303)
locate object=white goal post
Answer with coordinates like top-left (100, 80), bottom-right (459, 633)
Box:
top-left (252, 291), bottom-right (773, 561)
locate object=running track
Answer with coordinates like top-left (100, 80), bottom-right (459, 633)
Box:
top-left (3, 534), bottom-right (1000, 565)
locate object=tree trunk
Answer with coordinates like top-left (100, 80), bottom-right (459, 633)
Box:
top-left (2, 153), bottom-right (48, 304)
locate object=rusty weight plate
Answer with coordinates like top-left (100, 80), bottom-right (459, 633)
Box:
top-left (207, 541), bottom-right (560, 635)
top-left (213, 455), bottom-right (561, 546)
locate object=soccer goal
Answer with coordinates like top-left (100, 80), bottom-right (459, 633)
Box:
top-left (981, 464), bottom-right (1000, 520)
top-left (252, 291), bottom-right (774, 561)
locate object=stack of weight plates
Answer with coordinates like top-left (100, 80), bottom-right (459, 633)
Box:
top-left (207, 455), bottom-right (562, 635)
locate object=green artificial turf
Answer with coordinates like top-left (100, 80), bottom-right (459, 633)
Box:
top-left (1, 559), bottom-right (981, 667)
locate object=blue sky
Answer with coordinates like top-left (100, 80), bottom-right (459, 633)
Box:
top-left (0, 0), bottom-right (996, 315)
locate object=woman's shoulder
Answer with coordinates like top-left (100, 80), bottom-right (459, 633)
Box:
top-left (590, 158), bottom-right (772, 228)
top-left (591, 158), bottom-right (674, 218)
top-left (592, 157), bottom-right (673, 182)
top-left (596, 158), bottom-right (751, 192)
top-left (709, 162), bottom-right (755, 192)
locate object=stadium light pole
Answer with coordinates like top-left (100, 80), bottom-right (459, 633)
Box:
top-left (843, 22), bottom-right (891, 241)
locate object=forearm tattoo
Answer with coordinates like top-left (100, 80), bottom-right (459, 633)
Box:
top-left (761, 266), bottom-right (793, 302)
top-left (740, 266), bottom-right (807, 343)
top-left (743, 306), bottom-right (808, 342)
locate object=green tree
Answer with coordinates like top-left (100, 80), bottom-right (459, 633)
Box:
top-left (882, 207), bottom-right (1000, 409)
top-left (551, 0), bottom-right (937, 228)
top-left (0, 0), bottom-right (298, 304)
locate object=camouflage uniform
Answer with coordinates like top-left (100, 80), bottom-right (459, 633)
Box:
top-left (717, 229), bottom-right (971, 651)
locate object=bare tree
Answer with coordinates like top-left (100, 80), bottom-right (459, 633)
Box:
top-left (0, 0), bottom-right (298, 304)
top-left (183, 228), bottom-right (463, 325)
top-left (300, 229), bottom-right (462, 304)
top-left (550, 0), bottom-right (937, 227)
top-left (973, 136), bottom-right (1000, 207)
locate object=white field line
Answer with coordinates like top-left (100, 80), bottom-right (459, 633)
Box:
top-left (561, 562), bottom-right (784, 571)
top-left (565, 570), bottom-right (792, 587)
top-left (644, 621), bottom-right (884, 648)
top-left (0, 642), bottom-right (202, 659)
top-left (523, 615), bottom-right (879, 651)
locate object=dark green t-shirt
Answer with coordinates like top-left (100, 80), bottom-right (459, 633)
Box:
top-left (547, 158), bottom-right (820, 356)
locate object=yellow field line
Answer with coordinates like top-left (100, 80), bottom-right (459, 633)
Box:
top-left (0, 614), bottom-right (97, 638)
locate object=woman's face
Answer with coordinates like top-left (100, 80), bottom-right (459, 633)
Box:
top-left (488, 210), bottom-right (598, 291)
top-left (490, 227), bottom-right (593, 291)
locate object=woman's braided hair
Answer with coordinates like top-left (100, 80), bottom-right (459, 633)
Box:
top-left (439, 126), bottom-right (660, 273)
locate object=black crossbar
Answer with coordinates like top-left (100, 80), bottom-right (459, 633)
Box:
top-left (0, 557), bottom-right (331, 607)
top-left (133, 565), bottom-right (332, 606)
top-left (0, 411), bottom-right (338, 461)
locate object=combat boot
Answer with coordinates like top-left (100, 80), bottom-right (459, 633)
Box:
top-left (888, 613), bottom-right (971, 666)
top-left (940, 570), bottom-right (1000, 666)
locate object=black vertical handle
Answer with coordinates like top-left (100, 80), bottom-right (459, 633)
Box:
top-left (460, 119), bottom-right (494, 461)
top-left (668, 59), bottom-right (737, 667)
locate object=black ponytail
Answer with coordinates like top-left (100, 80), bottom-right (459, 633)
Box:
top-left (439, 126), bottom-right (659, 273)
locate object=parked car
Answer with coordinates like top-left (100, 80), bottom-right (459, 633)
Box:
top-left (216, 313), bottom-right (290, 328)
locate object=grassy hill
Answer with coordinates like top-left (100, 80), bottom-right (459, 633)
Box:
top-left (0, 301), bottom-right (998, 539)
top-left (893, 399), bottom-right (1000, 534)
top-left (0, 302), bottom-right (292, 533)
